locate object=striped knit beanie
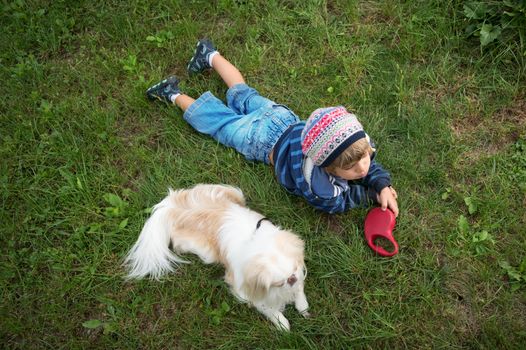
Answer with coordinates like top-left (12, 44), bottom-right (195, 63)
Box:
top-left (301, 106), bottom-right (365, 167)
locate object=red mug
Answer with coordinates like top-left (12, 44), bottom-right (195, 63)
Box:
top-left (364, 207), bottom-right (398, 257)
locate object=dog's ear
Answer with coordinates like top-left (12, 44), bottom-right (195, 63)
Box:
top-left (241, 256), bottom-right (273, 301)
top-left (218, 185), bottom-right (245, 206)
top-left (277, 231), bottom-right (305, 264)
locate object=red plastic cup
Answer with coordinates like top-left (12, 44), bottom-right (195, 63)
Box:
top-left (364, 207), bottom-right (398, 257)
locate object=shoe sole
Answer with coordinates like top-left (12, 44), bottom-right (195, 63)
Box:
top-left (187, 41), bottom-right (201, 74)
top-left (187, 40), bottom-right (213, 74)
top-left (146, 77), bottom-right (179, 102)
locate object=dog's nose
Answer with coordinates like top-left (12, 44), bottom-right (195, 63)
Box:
top-left (287, 274), bottom-right (297, 286)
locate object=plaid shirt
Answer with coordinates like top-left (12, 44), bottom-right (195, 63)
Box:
top-left (273, 122), bottom-right (391, 214)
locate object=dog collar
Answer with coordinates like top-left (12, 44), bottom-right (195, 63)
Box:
top-left (256, 217), bottom-right (271, 230)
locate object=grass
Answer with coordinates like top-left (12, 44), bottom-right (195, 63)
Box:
top-left (1, 0), bottom-right (525, 348)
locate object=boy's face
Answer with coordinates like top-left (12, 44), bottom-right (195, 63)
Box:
top-left (331, 153), bottom-right (371, 180)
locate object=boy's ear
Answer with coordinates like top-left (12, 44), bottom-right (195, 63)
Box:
top-left (365, 133), bottom-right (376, 153)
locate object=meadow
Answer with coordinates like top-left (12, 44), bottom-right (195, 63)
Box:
top-left (1, 0), bottom-right (525, 348)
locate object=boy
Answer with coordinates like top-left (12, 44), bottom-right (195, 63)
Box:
top-left (146, 39), bottom-right (399, 216)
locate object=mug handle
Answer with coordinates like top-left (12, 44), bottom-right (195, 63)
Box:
top-left (367, 234), bottom-right (399, 257)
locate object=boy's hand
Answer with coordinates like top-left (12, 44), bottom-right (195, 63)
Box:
top-left (377, 186), bottom-right (399, 217)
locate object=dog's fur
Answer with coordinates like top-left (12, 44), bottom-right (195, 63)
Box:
top-left (124, 184), bottom-right (309, 330)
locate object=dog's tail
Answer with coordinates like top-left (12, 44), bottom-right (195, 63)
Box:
top-left (123, 192), bottom-right (187, 279)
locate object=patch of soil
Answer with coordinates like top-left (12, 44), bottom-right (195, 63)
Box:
top-left (451, 94), bottom-right (526, 164)
top-left (443, 270), bottom-right (481, 338)
top-left (359, 2), bottom-right (398, 26)
top-left (325, 213), bottom-right (346, 236)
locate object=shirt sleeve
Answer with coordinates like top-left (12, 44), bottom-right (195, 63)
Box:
top-left (309, 166), bottom-right (345, 199)
top-left (359, 158), bottom-right (391, 194)
top-left (308, 166), bottom-right (376, 213)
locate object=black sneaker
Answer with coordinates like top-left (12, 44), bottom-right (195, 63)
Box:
top-left (187, 39), bottom-right (217, 74)
top-left (146, 76), bottom-right (180, 103)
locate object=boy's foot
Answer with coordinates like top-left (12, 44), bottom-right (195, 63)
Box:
top-left (146, 76), bottom-right (180, 104)
top-left (187, 39), bottom-right (217, 74)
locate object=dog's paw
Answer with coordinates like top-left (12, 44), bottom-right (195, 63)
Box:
top-left (300, 310), bottom-right (311, 318)
top-left (274, 313), bottom-right (290, 331)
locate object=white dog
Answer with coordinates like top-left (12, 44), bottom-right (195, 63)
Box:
top-left (124, 184), bottom-right (309, 330)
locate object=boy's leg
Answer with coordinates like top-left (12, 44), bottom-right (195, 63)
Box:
top-left (187, 39), bottom-right (245, 88)
top-left (146, 76), bottom-right (196, 112)
top-left (174, 94), bottom-right (195, 111)
top-left (210, 54), bottom-right (245, 88)
top-left (187, 39), bottom-right (274, 114)
top-left (146, 76), bottom-right (181, 104)
top-left (146, 74), bottom-right (257, 160)
top-left (182, 92), bottom-right (257, 159)
top-left (186, 39), bottom-right (276, 115)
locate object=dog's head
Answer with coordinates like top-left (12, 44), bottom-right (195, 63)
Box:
top-left (240, 230), bottom-right (305, 301)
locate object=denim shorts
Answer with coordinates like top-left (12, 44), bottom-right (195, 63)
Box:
top-left (183, 83), bottom-right (300, 164)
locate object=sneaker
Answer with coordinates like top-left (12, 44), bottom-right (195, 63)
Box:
top-left (146, 76), bottom-right (180, 103)
top-left (187, 39), bottom-right (217, 74)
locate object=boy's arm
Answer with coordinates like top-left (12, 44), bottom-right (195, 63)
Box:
top-left (377, 185), bottom-right (399, 217)
top-left (333, 160), bottom-right (391, 212)
top-left (359, 150), bottom-right (399, 216)
top-left (359, 135), bottom-right (391, 194)
top-left (310, 185), bottom-right (375, 214)
top-left (359, 157), bottom-right (391, 194)
top-left (309, 167), bottom-right (376, 213)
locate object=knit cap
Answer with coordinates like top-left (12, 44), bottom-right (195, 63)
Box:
top-left (301, 106), bottom-right (366, 167)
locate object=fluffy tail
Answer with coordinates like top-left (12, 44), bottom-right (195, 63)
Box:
top-left (123, 193), bottom-right (187, 279)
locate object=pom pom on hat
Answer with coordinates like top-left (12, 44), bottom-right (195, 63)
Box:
top-left (301, 106), bottom-right (365, 167)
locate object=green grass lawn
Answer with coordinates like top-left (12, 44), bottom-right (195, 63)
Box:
top-left (2, 0), bottom-right (525, 348)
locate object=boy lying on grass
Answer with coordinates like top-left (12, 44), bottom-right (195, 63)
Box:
top-left (146, 39), bottom-right (399, 217)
